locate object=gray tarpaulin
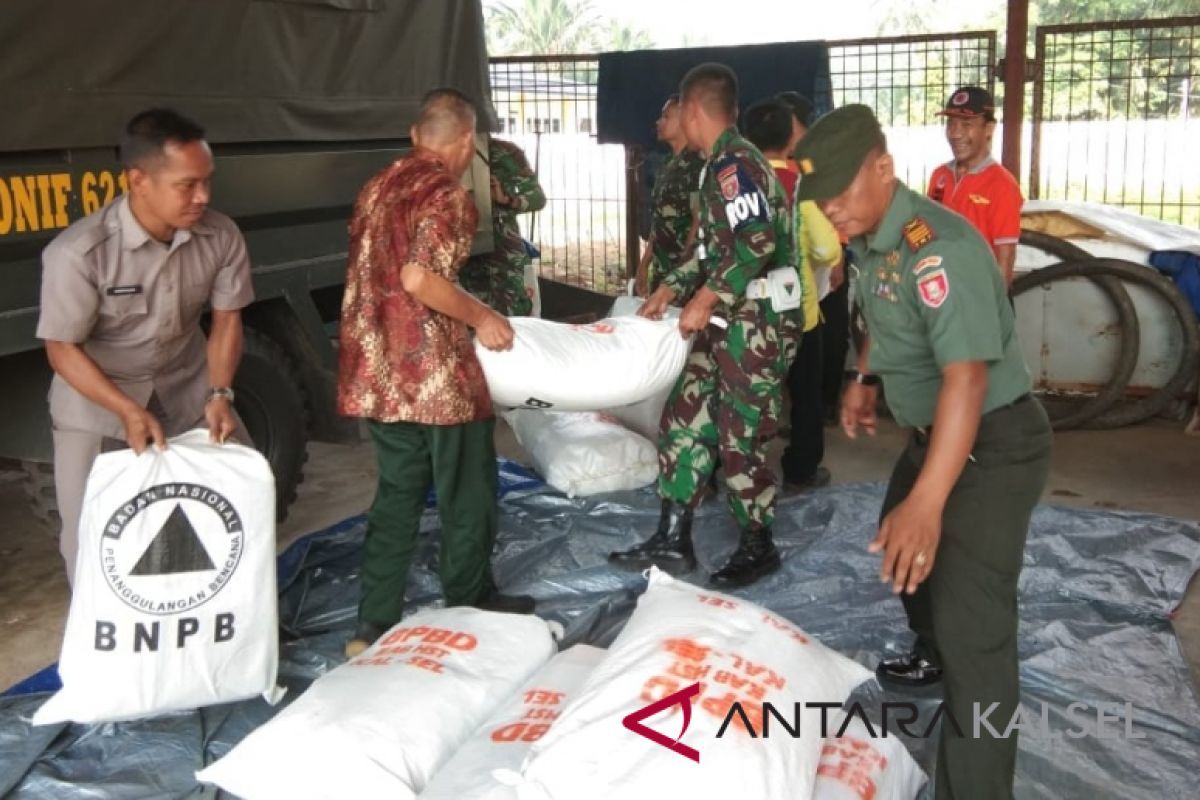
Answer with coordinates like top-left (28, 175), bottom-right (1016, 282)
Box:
top-left (0, 0), bottom-right (495, 151)
top-left (2, 461), bottom-right (1198, 798)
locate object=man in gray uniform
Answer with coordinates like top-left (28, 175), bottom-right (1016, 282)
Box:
top-left (37, 108), bottom-right (253, 584)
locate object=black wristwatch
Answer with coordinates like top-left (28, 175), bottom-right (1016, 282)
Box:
top-left (849, 370), bottom-right (881, 387)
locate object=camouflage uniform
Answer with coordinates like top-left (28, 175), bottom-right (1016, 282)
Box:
top-left (648, 149), bottom-right (705, 291)
top-left (459, 138), bottom-right (546, 316)
top-left (657, 127), bottom-right (800, 530)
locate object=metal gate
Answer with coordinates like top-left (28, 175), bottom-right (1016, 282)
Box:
top-left (1030, 17), bottom-right (1200, 227)
top-left (489, 22), bottom-right (1197, 293)
top-left (489, 35), bottom-right (999, 294)
top-left (488, 56), bottom-right (624, 294)
top-left (826, 32), bottom-right (998, 192)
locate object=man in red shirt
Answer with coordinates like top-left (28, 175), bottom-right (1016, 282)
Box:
top-left (927, 86), bottom-right (1023, 286)
top-left (338, 89), bottom-right (530, 657)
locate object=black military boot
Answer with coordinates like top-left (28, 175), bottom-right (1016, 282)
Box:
top-left (608, 500), bottom-right (696, 575)
top-left (876, 651), bottom-right (943, 688)
top-left (709, 528), bottom-right (781, 589)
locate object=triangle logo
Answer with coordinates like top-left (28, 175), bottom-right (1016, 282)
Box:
top-left (130, 503), bottom-right (216, 576)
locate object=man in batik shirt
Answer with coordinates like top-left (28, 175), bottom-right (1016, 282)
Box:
top-left (338, 89), bottom-right (533, 658)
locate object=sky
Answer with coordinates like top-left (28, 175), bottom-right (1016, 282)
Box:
top-left (587, 0), bottom-right (1008, 46)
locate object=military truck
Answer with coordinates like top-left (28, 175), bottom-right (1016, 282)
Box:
top-left (0, 0), bottom-right (496, 523)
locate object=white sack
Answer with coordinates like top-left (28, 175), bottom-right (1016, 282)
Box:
top-left (1023, 200), bottom-right (1200, 255)
top-left (813, 712), bottom-right (927, 800)
top-left (600, 295), bottom-right (685, 438)
top-left (476, 315), bottom-right (689, 411)
top-left (505, 409), bottom-right (658, 497)
top-left (197, 607), bottom-right (557, 800)
top-left (419, 645), bottom-right (605, 800)
top-left (33, 430), bottom-right (281, 725)
top-left (509, 569), bottom-right (874, 800)
top-left (524, 261), bottom-right (542, 318)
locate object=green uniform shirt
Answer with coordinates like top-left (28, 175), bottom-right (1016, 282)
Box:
top-left (489, 138), bottom-right (546, 260)
top-left (649, 149), bottom-right (704, 289)
top-left (849, 182), bottom-right (1031, 428)
top-left (662, 128), bottom-right (795, 317)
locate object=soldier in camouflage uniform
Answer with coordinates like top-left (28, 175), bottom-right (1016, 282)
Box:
top-left (459, 137), bottom-right (546, 316)
top-left (610, 63), bottom-right (801, 589)
top-left (635, 95), bottom-right (705, 295)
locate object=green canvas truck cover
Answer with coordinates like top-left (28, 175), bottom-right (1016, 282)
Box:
top-left (0, 0), bottom-right (496, 151)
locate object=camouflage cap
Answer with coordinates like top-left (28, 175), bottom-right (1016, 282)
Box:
top-left (792, 104), bottom-right (886, 202)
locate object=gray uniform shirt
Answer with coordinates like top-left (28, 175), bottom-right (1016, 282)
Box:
top-left (36, 195), bottom-right (253, 438)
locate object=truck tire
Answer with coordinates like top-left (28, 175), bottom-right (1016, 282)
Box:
top-left (22, 460), bottom-right (60, 537)
top-left (235, 329), bottom-right (309, 521)
top-left (1012, 256), bottom-right (1141, 430)
top-left (1065, 258), bottom-right (1200, 429)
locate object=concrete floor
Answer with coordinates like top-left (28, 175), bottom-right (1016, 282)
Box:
top-left (2, 417), bottom-right (1199, 692)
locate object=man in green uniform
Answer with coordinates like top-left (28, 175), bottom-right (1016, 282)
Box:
top-left (459, 137), bottom-right (546, 316)
top-left (609, 62), bottom-right (800, 589)
top-left (794, 104), bottom-right (1052, 799)
top-left (634, 94), bottom-right (705, 296)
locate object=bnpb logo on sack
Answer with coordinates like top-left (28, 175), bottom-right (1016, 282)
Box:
top-left (95, 482), bottom-right (244, 653)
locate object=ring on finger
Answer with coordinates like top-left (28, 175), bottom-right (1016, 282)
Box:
top-left (914, 551), bottom-right (928, 567)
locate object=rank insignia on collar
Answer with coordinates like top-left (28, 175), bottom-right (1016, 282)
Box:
top-left (902, 217), bottom-right (937, 252)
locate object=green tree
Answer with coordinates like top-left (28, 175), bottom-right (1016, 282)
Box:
top-left (485, 0), bottom-right (600, 56)
top-left (604, 20), bottom-right (655, 52)
top-left (1034, 0), bottom-right (1199, 24)
top-left (484, 0), bottom-right (654, 56)
top-left (1031, 1), bottom-right (1199, 120)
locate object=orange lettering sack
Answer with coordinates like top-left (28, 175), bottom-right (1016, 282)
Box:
top-left (419, 645), bottom-right (604, 800)
top-left (813, 712), bottom-right (926, 800)
top-left (197, 607), bottom-right (558, 800)
top-left (507, 569), bottom-right (873, 799)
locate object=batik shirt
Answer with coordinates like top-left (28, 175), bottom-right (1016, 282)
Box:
top-left (337, 152), bottom-right (492, 425)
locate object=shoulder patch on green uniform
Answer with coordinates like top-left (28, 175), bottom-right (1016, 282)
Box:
top-left (718, 164), bottom-right (740, 200)
top-left (917, 267), bottom-right (950, 308)
top-left (914, 255), bottom-right (943, 274)
top-left (712, 153), bottom-right (769, 232)
top-left (902, 216), bottom-right (937, 252)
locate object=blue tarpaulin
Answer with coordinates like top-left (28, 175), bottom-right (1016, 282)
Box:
top-left (2, 460), bottom-right (1198, 798)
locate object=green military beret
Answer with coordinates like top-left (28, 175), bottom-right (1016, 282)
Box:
top-left (792, 104), bottom-right (886, 202)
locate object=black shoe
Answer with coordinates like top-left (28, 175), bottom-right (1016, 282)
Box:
top-left (608, 500), bottom-right (696, 575)
top-left (782, 466), bottom-right (832, 496)
top-left (476, 590), bottom-right (536, 615)
top-left (344, 620), bottom-right (389, 658)
top-left (876, 652), bottom-right (943, 687)
top-left (709, 528), bottom-right (781, 589)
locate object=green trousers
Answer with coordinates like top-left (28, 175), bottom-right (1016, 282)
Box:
top-left (359, 418), bottom-right (498, 628)
top-left (881, 395), bottom-right (1052, 800)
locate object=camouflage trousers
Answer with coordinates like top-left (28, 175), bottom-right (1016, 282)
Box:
top-left (459, 251), bottom-right (532, 317)
top-left (657, 315), bottom-right (791, 530)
